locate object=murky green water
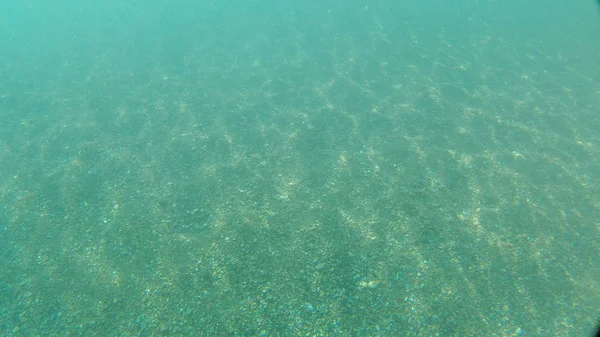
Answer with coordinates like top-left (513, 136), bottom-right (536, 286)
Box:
top-left (1, 1), bottom-right (599, 336)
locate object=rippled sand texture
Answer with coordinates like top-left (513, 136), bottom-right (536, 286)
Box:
top-left (0, 2), bottom-right (599, 336)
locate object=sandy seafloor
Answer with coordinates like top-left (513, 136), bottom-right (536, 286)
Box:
top-left (0, 1), bottom-right (599, 336)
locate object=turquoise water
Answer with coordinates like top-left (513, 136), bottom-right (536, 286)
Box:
top-left (1, 0), bottom-right (599, 335)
